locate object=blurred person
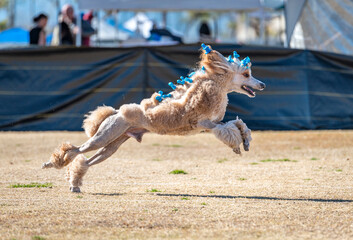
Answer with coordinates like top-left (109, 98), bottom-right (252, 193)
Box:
top-left (51, 4), bottom-right (78, 45)
top-left (199, 21), bottom-right (212, 42)
top-left (148, 22), bottom-right (183, 44)
top-left (29, 13), bottom-right (48, 46)
top-left (81, 11), bottom-right (95, 47)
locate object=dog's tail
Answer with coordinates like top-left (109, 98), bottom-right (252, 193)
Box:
top-left (82, 106), bottom-right (117, 138)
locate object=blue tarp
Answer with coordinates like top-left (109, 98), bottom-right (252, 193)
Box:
top-left (0, 28), bottom-right (29, 43)
top-left (0, 44), bottom-right (352, 131)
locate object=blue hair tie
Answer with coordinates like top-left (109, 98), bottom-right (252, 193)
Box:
top-left (233, 51), bottom-right (240, 58)
top-left (168, 82), bottom-right (177, 90)
top-left (240, 56), bottom-right (251, 68)
top-left (188, 72), bottom-right (195, 78)
top-left (184, 77), bottom-right (193, 83)
top-left (201, 43), bottom-right (212, 54)
top-left (155, 91), bottom-right (172, 102)
top-left (227, 55), bottom-right (234, 63)
top-left (201, 66), bottom-right (206, 73)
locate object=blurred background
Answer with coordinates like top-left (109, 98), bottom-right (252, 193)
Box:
top-left (0, 0), bottom-right (351, 55)
top-left (0, 0), bottom-right (352, 131)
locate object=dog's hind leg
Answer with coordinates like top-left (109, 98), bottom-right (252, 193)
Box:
top-left (86, 135), bottom-right (130, 166)
top-left (43, 113), bottom-right (131, 169)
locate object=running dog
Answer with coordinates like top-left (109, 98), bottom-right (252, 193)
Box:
top-left (42, 44), bottom-right (265, 192)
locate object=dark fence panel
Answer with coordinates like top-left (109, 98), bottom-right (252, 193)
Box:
top-left (0, 44), bottom-right (352, 131)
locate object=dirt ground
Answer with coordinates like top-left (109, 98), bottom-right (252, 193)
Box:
top-left (0, 130), bottom-right (352, 240)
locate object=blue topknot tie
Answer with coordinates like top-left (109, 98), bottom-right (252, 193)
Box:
top-left (168, 82), bottom-right (177, 90)
top-left (177, 76), bottom-right (185, 85)
top-left (233, 51), bottom-right (240, 58)
top-left (201, 43), bottom-right (212, 54)
top-left (201, 66), bottom-right (206, 73)
top-left (227, 55), bottom-right (234, 63)
top-left (155, 90), bottom-right (172, 102)
top-left (240, 56), bottom-right (251, 68)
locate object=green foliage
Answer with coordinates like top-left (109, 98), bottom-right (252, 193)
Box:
top-left (165, 144), bottom-right (183, 148)
top-left (76, 195), bottom-right (83, 199)
top-left (169, 169), bottom-right (187, 174)
top-left (238, 178), bottom-right (247, 181)
top-left (310, 157), bottom-right (319, 160)
top-left (181, 197), bottom-right (189, 200)
top-left (201, 202), bottom-right (207, 206)
top-left (0, 0), bottom-right (8, 9)
top-left (260, 159), bottom-right (297, 163)
top-left (335, 169), bottom-right (342, 172)
top-left (10, 183), bottom-right (53, 188)
top-left (217, 158), bottom-right (228, 163)
top-left (32, 236), bottom-right (45, 240)
top-left (250, 162), bottom-right (259, 165)
top-left (209, 191), bottom-right (215, 194)
top-left (0, 19), bottom-right (7, 31)
top-left (146, 188), bottom-right (161, 193)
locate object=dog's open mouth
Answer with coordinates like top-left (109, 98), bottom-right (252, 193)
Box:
top-left (241, 85), bottom-right (256, 97)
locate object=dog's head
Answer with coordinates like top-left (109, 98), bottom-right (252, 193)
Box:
top-left (199, 44), bottom-right (265, 98)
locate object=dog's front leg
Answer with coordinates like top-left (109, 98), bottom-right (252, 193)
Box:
top-left (198, 119), bottom-right (252, 154)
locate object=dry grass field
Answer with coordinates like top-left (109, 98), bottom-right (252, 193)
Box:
top-left (0, 131), bottom-right (352, 240)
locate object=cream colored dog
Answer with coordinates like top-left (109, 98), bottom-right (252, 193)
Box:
top-left (42, 45), bottom-right (265, 192)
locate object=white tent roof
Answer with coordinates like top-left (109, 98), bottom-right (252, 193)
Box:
top-left (285, 0), bottom-right (307, 46)
top-left (77, 0), bottom-right (262, 11)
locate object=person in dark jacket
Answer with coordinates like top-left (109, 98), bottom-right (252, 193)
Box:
top-left (29, 13), bottom-right (48, 46)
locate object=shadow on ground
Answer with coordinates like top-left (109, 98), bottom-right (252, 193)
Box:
top-left (156, 193), bottom-right (353, 203)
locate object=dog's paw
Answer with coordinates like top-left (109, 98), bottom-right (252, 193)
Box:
top-left (41, 162), bottom-right (53, 169)
top-left (70, 186), bottom-right (81, 193)
top-left (243, 139), bottom-right (250, 151)
top-left (233, 147), bottom-right (241, 155)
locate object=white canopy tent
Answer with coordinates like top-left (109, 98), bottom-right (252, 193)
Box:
top-left (77, 0), bottom-right (266, 46)
top-left (284, 0), bottom-right (307, 47)
top-left (77, 0), bottom-right (262, 11)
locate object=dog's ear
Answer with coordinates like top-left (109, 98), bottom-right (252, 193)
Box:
top-left (200, 46), bottom-right (231, 75)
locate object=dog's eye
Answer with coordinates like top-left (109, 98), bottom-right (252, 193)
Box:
top-left (243, 73), bottom-right (249, 78)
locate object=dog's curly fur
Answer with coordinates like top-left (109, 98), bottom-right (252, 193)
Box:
top-left (42, 45), bottom-right (265, 192)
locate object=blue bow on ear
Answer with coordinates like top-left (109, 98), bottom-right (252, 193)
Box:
top-left (155, 91), bottom-right (172, 102)
top-left (201, 43), bottom-right (212, 54)
top-left (233, 51), bottom-right (240, 58)
top-left (240, 56), bottom-right (251, 67)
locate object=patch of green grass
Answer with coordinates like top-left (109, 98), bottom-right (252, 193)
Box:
top-left (152, 143), bottom-right (160, 146)
top-left (24, 160), bottom-right (31, 162)
top-left (146, 188), bottom-right (161, 193)
top-left (260, 158), bottom-right (297, 163)
top-left (310, 157), bottom-right (319, 161)
top-left (217, 158), bottom-right (228, 163)
top-left (238, 178), bottom-right (247, 181)
top-left (32, 236), bottom-right (45, 240)
top-left (172, 208), bottom-right (178, 212)
top-left (76, 195), bottom-right (83, 199)
top-left (169, 169), bottom-right (187, 174)
top-left (303, 178), bottom-right (312, 181)
top-left (165, 144), bottom-right (183, 148)
top-left (335, 169), bottom-right (342, 172)
top-left (293, 147), bottom-right (301, 150)
top-left (9, 183), bottom-right (53, 188)
top-left (209, 191), bottom-right (215, 194)
top-left (181, 197), bottom-right (189, 200)
top-left (151, 158), bottom-right (162, 161)
top-left (201, 202), bottom-right (207, 206)
top-left (250, 162), bottom-right (259, 165)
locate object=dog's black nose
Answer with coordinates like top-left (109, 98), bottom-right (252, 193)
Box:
top-left (259, 82), bottom-right (266, 90)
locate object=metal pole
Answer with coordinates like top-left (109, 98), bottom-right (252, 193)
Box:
top-left (259, 0), bottom-right (265, 45)
top-left (76, 10), bottom-right (82, 46)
